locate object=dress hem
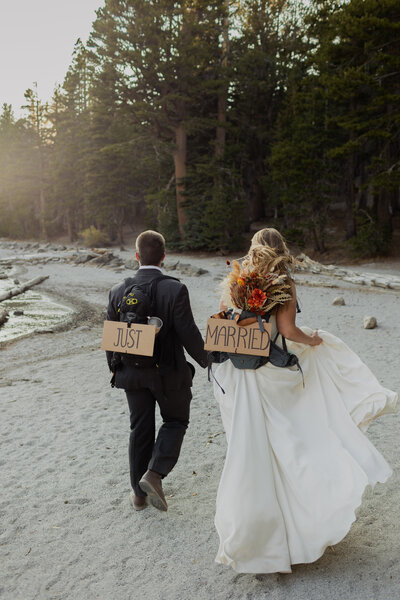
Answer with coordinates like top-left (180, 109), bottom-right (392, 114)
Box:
top-left (215, 472), bottom-right (392, 574)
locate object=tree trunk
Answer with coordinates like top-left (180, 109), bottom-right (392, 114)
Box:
top-left (39, 185), bottom-right (46, 239)
top-left (345, 153), bottom-right (356, 238)
top-left (173, 123), bottom-right (187, 238)
top-left (215, 0), bottom-right (229, 159)
top-left (377, 188), bottom-right (392, 233)
top-left (248, 179), bottom-right (265, 221)
top-left (0, 276), bottom-right (49, 303)
top-left (117, 218), bottom-right (125, 246)
top-left (66, 210), bottom-right (75, 242)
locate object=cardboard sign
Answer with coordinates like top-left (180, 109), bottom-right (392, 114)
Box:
top-left (204, 318), bottom-right (272, 356)
top-left (101, 321), bottom-right (155, 356)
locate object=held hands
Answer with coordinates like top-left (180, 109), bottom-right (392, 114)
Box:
top-left (310, 330), bottom-right (323, 346)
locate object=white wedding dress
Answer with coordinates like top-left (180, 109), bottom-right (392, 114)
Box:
top-left (213, 315), bottom-right (398, 574)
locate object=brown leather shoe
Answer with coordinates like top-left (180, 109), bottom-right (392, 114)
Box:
top-left (139, 470), bottom-right (168, 511)
top-left (129, 491), bottom-right (148, 511)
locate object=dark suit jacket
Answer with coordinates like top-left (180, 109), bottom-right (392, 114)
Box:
top-left (106, 268), bottom-right (208, 391)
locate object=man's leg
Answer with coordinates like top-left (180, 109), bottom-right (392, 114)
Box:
top-left (126, 388), bottom-right (156, 497)
top-left (148, 386), bottom-right (192, 477)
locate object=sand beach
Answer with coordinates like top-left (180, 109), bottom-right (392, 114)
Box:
top-left (0, 242), bottom-right (399, 600)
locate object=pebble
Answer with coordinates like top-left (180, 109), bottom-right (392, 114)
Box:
top-left (363, 316), bottom-right (377, 329)
top-left (332, 296), bottom-right (345, 306)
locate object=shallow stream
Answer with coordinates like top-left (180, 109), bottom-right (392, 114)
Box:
top-left (0, 277), bottom-right (73, 344)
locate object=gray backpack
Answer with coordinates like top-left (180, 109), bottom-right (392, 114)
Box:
top-left (207, 308), bottom-right (304, 392)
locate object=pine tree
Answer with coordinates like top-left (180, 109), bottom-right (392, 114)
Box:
top-left (88, 0), bottom-right (228, 243)
top-left (47, 40), bottom-right (94, 241)
top-left (22, 83), bottom-right (50, 238)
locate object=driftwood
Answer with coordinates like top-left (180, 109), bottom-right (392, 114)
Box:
top-left (0, 308), bottom-right (9, 326)
top-left (0, 275), bottom-right (49, 303)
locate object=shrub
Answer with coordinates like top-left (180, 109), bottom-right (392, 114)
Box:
top-left (79, 226), bottom-right (110, 248)
top-left (349, 211), bottom-right (392, 258)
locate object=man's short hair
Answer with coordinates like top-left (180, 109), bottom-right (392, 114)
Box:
top-left (136, 230), bottom-right (166, 266)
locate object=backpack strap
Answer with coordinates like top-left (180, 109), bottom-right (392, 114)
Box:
top-left (271, 330), bottom-right (304, 387)
top-left (122, 273), bottom-right (179, 296)
top-left (207, 354), bottom-right (226, 394)
top-left (120, 274), bottom-right (180, 311)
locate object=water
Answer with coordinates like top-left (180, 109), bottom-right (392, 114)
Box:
top-left (0, 279), bottom-right (73, 344)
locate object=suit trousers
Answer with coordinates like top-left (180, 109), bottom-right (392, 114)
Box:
top-left (126, 385), bottom-right (192, 497)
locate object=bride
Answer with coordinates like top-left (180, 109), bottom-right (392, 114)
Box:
top-left (213, 228), bottom-right (398, 574)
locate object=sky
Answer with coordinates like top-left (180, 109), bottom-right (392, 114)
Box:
top-left (0, 0), bottom-right (103, 116)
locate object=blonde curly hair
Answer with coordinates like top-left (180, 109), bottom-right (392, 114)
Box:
top-left (244, 228), bottom-right (296, 276)
top-left (220, 228), bottom-right (296, 310)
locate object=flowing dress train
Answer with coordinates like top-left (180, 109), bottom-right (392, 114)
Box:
top-left (213, 318), bottom-right (398, 574)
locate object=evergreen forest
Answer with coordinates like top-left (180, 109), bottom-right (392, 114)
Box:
top-left (0, 0), bottom-right (399, 257)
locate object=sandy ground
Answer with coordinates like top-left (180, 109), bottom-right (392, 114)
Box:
top-left (0, 247), bottom-right (399, 600)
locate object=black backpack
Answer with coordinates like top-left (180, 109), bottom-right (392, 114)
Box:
top-left (112, 274), bottom-right (178, 369)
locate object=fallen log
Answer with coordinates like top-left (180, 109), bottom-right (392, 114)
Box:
top-left (0, 308), bottom-right (9, 325)
top-left (0, 275), bottom-right (49, 303)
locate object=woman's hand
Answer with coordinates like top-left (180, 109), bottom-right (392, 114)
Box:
top-left (309, 330), bottom-right (323, 346)
top-left (276, 283), bottom-right (323, 347)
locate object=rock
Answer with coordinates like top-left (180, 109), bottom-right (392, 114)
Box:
top-left (332, 296), bottom-right (345, 306)
top-left (363, 316), bottom-right (377, 329)
top-left (13, 279), bottom-right (20, 285)
top-left (107, 258), bottom-right (124, 268)
top-left (369, 277), bottom-right (393, 289)
top-left (163, 261), bottom-right (179, 271)
top-left (0, 273), bottom-right (8, 280)
top-left (90, 247), bottom-right (109, 254)
top-left (178, 263), bottom-right (203, 276)
top-left (193, 267), bottom-right (209, 277)
top-left (124, 258), bottom-right (139, 270)
top-left (13, 310), bottom-right (24, 316)
top-left (78, 325), bottom-right (90, 331)
top-left (75, 253), bottom-right (98, 264)
top-left (36, 248), bottom-right (46, 253)
top-left (89, 253), bottom-right (114, 265)
top-left (0, 308), bottom-right (9, 326)
top-left (343, 276), bottom-right (366, 286)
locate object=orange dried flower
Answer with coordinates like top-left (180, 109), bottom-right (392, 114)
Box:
top-left (237, 277), bottom-right (245, 286)
top-left (248, 288), bottom-right (267, 309)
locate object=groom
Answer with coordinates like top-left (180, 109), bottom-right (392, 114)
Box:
top-left (105, 230), bottom-right (208, 511)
